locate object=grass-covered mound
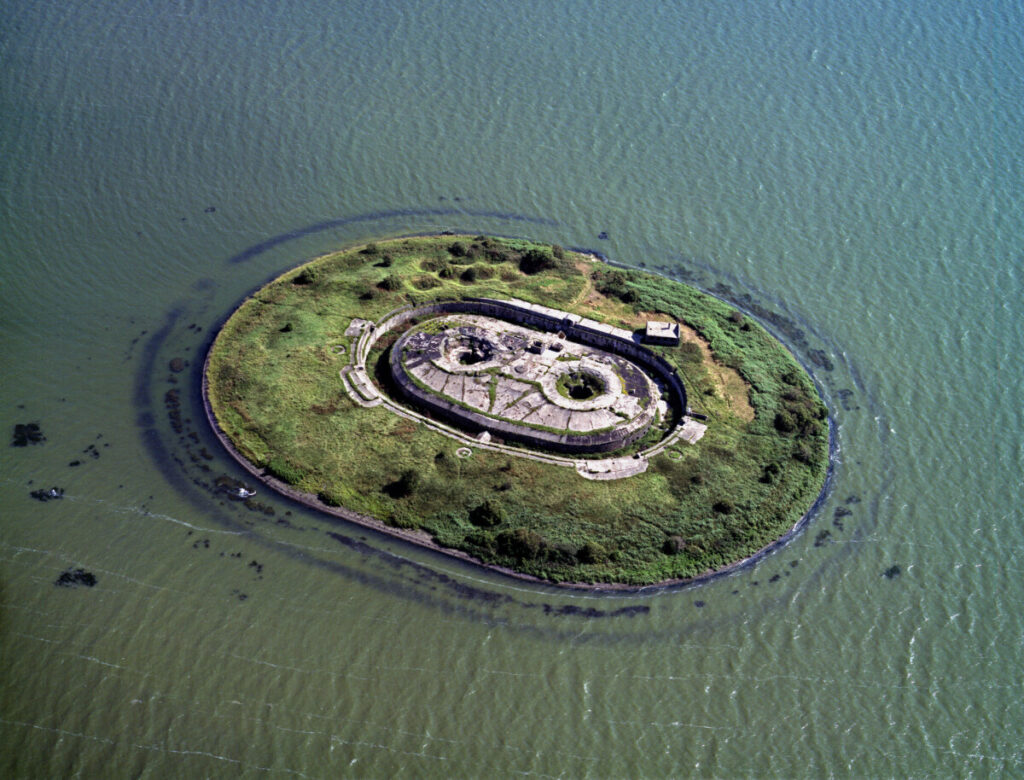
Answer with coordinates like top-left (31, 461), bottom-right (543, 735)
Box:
top-left (205, 235), bottom-right (828, 585)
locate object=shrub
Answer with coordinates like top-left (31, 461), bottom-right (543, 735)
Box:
top-left (318, 490), bottom-right (342, 507)
top-left (460, 266), bottom-right (478, 283)
top-left (496, 528), bottom-right (544, 559)
top-left (713, 499), bottom-right (735, 514)
top-left (387, 468), bottom-right (421, 498)
top-left (448, 241), bottom-right (468, 257)
top-left (487, 248), bottom-right (513, 263)
top-left (577, 541), bottom-right (607, 564)
top-left (662, 535), bottom-right (686, 555)
top-left (360, 243), bottom-right (379, 255)
top-left (594, 269), bottom-right (637, 303)
top-left (774, 411), bottom-right (796, 433)
top-left (545, 543), bottom-right (578, 565)
top-left (292, 268), bottom-right (318, 285)
top-left (377, 274), bottom-right (402, 291)
top-left (412, 275), bottom-right (441, 290)
top-left (469, 499), bottom-right (506, 528)
top-left (552, 244), bottom-right (565, 259)
top-left (792, 443), bottom-right (814, 464)
top-left (519, 248), bottom-right (555, 275)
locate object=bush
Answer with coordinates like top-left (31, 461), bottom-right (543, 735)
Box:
top-left (552, 244), bottom-right (565, 259)
top-left (594, 269), bottom-right (637, 303)
top-left (386, 468), bottom-right (421, 498)
top-left (360, 242), bottom-right (379, 255)
top-left (793, 443), bottom-right (814, 464)
top-left (318, 490), bottom-right (342, 507)
top-left (713, 499), bottom-right (735, 514)
top-left (412, 275), bottom-right (441, 290)
top-left (577, 541), bottom-right (607, 564)
top-left (774, 411), bottom-right (796, 433)
top-left (484, 244), bottom-right (519, 264)
top-left (663, 535), bottom-right (686, 555)
top-left (460, 266), bottom-right (478, 283)
top-left (377, 274), bottom-right (403, 291)
top-left (469, 499), bottom-right (506, 528)
top-left (519, 248), bottom-right (555, 275)
top-left (496, 528), bottom-right (544, 560)
top-left (448, 241), bottom-right (468, 257)
top-left (292, 268), bottom-right (318, 285)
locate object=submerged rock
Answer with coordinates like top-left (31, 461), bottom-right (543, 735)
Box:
top-left (12, 422), bottom-right (45, 446)
top-left (55, 568), bottom-right (97, 587)
top-left (214, 474), bottom-right (256, 499)
top-left (30, 486), bottom-right (64, 501)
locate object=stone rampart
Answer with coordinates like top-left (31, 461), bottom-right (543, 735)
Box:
top-left (363, 297), bottom-right (687, 455)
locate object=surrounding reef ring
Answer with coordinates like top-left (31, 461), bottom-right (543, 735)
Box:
top-left (202, 234), bottom-right (830, 588)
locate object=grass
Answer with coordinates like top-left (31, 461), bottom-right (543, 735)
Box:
top-left (206, 235), bottom-right (828, 585)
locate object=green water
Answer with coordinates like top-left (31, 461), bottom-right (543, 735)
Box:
top-left (2, 0), bottom-right (1021, 776)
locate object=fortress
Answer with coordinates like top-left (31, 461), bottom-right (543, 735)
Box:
top-left (344, 296), bottom-right (691, 458)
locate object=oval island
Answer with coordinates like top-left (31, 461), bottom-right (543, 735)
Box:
top-left (204, 235), bottom-right (828, 586)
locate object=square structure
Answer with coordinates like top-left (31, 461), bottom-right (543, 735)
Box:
top-left (645, 321), bottom-right (680, 346)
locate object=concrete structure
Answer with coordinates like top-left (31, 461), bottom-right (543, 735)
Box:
top-left (391, 315), bottom-right (659, 453)
top-left (645, 321), bottom-right (681, 346)
top-left (342, 297), bottom-right (693, 462)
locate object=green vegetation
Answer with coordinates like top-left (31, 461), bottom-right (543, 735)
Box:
top-left (205, 235), bottom-right (828, 585)
top-left (555, 371), bottom-right (605, 401)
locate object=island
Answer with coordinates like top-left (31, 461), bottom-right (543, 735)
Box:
top-left (203, 235), bottom-right (828, 586)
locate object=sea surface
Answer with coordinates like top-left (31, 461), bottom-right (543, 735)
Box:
top-left (1, 1), bottom-right (1021, 776)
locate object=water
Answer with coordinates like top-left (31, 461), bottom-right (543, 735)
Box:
top-left (2, 0), bottom-right (1021, 776)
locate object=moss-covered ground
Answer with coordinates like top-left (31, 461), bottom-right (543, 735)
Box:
top-left (205, 235), bottom-right (828, 585)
